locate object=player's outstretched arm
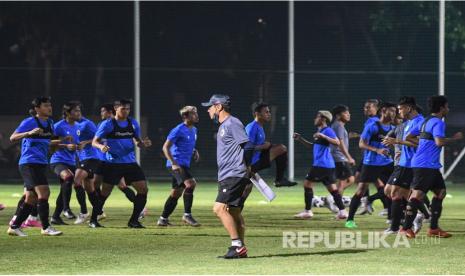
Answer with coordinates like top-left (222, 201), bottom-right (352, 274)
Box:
top-left (293, 132), bottom-right (313, 148)
top-left (9, 128), bottom-right (42, 142)
top-left (435, 132), bottom-right (463, 147)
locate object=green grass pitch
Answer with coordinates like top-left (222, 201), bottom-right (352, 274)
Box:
top-left (1, 181), bottom-right (465, 274)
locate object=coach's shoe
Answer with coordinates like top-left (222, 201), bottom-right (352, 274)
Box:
top-left (89, 221), bottom-right (104, 228)
top-left (345, 220), bottom-right (357, 229)
top-left (222, 246), bottom-right (248, 259)
top-left (427, 228), bottom-right (452, 238)
top-left (182, 214), bottom-right (201, 227)
top-left (97, 212), bottom-right (107, 221)
top-left (138, 208), bottom-right (148, 221)
top-left (74, 213), bottom-right (89, 225)
top-left (293, 210), bottom-right (313, 219)
top-left (0, 203), bottom-right (5, 211)
top-left (325, 195), bottom-right (339, 213)
top-left (128, 220), bottom-right (145, 229)
top-left (383, 227), bottom-right (398, 235)
top-left (7, 227), bottom-right (27, 237)
top-left (157, 217), bottom-right (173, 226)
top-left (23, 216), bottom-right (42, 228)
top-left (63, 209), bottom-right (76, 220)
top-left (336, 209), bottom-right (348, 220)
top-left (413, 213), bottom-right (424, 234)
top-left (51, 216), bottom-right (68, 225)
top-left (378, 208), bottom-right (389, 217)
top-left (41, 226), bottom-right (63, 236)
top-left (399, 227), bottom-right (415, 239)
top-left (274, 178), bottom-right (297, 187)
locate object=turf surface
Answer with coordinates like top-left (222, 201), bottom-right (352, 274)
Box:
top-left (1, 181), bottom-right (465, 274)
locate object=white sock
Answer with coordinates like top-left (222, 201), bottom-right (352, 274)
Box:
top-left (231, 239), bottom-right (242, 247)
top-left (184, 213), bottom-right (191, 217)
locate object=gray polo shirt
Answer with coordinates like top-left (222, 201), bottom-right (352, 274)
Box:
top-left (330, 120), bottom-right (349, 162)
top-left (216, 115), bottom-right (249, 181)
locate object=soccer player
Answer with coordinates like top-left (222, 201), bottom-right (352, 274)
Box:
top-left (293, 110), bottom-right (348, 220)
top-left (382, 97), bottom-right (424, 233)
top-left (400, 95), bottom-right (462, 238)
top-left (345, 102), bottom-right (397, 229)
top-left (158, 106), bottom-right (201, 227)
top-left (330, 105), bottom-right (356, 195)
top-left (50, 101), bottom-right (88, 225)
top-left (7, 97), bottom-right (62, 236)
top-left (203, 94), bottom-right (253, 259)
top-left (92, 99), bottom-right (152, 228)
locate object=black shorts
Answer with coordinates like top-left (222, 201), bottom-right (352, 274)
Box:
top-left (50, 162), bottom-right (76, 176)
top-left (215, 177), bottom-right (251, 207)
top-left (305, 166), bottom-right (337, 186)
top-left (95, 161), bottom-right (105, 175)
top-left (19, 164), bottom-right (48, 191)
top-left (359, 163), bottom-right (394, 184)
top-left (77, 159), bottom-right (101, 179)
top-left (387, 166), bottom-right (413, 190)
top-left (335, 162), bottom-right (354, 180)
top-left (170, 166), bottom-right (194, 189)
top-left (411, 168), bottom-right (446, 193)
top-left (356, 161), bottom-right (363, 173)
top-left (102, 163), bottom-right (146, 185)
top-left (251, 149), bottom-right (271, 173)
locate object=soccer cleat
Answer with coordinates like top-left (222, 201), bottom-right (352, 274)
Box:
top-left (7, 227), bottom-right (27, 237)
top-left (89, 221), bottom-right (104, 228)
top-left (41, 226), bottom-right (63, 236)
top-left (23, 217), bottom-right (42, 228)
top-left (182, 214), bottom-right (201, 227)
top-left (325, 195), bottom-right (339, 214)
top-left (335, 209), bottom-right (348, 220)
top-left (293, 210), bottom-right (313, 219)
top-left (274, 178), bottom-right (297, 187)
top-left (74, 213), bottom-right (89, 225)
top-left (222, 246), bottom-right (248, 259)
top-left (383, 227), bottom-right (398, 235)
top-left (138, 208), bottom-right (148, 221)
top-left (345, 220), bottom-right (357, 229)
top-left (0, 203), bottom-right (5, 211)
top-left (378, 208), bottom-right (389, 217)
top-left (97, 212), bottom-right (107, 221)
top-left (128, 220), bottom-right (145, 228)
top-left (51, 216), bottom-right (68, 225)
top-left (413, 213), bottom-right (424, 234)
top-left (357, 197), bottom-right (369, 215)
top-left (427, 228), bottom-right (452, 238)
top-left (399, 227), bottom-right (416, 239)
top-left (157, 217), bottom-right (173, 226)
top-left (63, 209), bottom-right (76, 219)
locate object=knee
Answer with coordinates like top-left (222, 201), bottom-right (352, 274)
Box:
top-left (278, 144), bottom-right (287, 153)
top-left (213, 204), bottom-right (227, 216)
top-left (435, 190), bottom-right (447, 200)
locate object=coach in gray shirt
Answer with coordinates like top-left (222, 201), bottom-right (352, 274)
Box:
top-left (202, 94), bottom-right (254, 259)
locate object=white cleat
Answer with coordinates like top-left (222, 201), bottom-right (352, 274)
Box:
top-left (294, 210), bottom-right (314, 219)
top-left (357, 197), bottom-right (368, 215)
top-left (325, 195), bottom-right (339, 213)
top-left (336, 209), bottom-right (348, 220)
top-left (41, 226), bottom-right (63, 236)
top-left (378, 208), bottom-right (389, 217)
top-left (413, 213), bottom-right (424, 234)
top-left (7, 227), bottom-right (27, 237)
top-left (74, 213), bottom-right (89, 224)
top-left (383, 228), bottom-right (398, 235)
top-left (97, 212), bottom-right (107, 221)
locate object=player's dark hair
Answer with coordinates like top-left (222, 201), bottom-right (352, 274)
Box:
top-left (62, 101), bottom-right (82, 119)
top-left (428, 95), bottom-right (448, 113)
top-left (398, 96), bottom-right (416, 107)
top-left (331, 104), bottom-right (349, 117)
top-left (29, 97), bottom-right (51, 116)
top-left (252, 102), bottom-right (269, 115)
top-left (100, 103), bottom-right (116, 115)
top-left (379, 101), bottom-right (398, 115)
top-left (114, 99), bottom-right (132, 107)
top-left (365, 99), bottom-right (380, 108)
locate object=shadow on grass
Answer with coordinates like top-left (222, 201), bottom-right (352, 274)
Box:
top-left (246, 249), bottom-right (369, 259)
top-left (145, 232), bottom-right (283, 238)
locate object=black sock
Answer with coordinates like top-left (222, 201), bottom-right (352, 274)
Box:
top-left (130, 193), bottom-right (147, 222)
top-left (121, 187), bottom-right (136, 203)
top-left (74, 185), bottom-right (88, 214)
top-left (183, 188), bottom-right (194, 214)
top-left (417, 201), bottom-right (431, 219)
top-left (15, 195), bottom-right (26, 216)
top-left (430, 197), bottom-right (443, 230)
top-left (400, 198), bottom-right (407, 221)
top-left (385, 197), bottom-right (392, 219)
top-left (161, 196), bottom-right (179, 218)
top-left (364, 188), bottom-right (370, 197)
top-left (330, 190), bottom-right (345, 210)
top-left (87, 191), bottom-right (101, 222)
top-left (12, 202), bottom-right (33, 229)
top-left (99, 194), bottom-right (108, 215)
top-left (390, 199), bottom-right (402, 231)
top-left (95, 185), bottom-right (102, 196)
top-left (37, 199), bottom-right (50, 229)
top-left (424, 195), bottom-right (431, 208)
top-left (62, 178), bottom-right (73, 211)
top-left (304, 187), bottom-right (313, 211)
top-left (30, 205), bottom-right (38, 217)
top-left (53, 191), bottom-right (64, 218)
top-left (403, 198), bottom-right (421, 230)
top-left (275, 153), bottom-right (287, 181)
top-left (348, 194), bottom-right (362, 221)
top-left (368, 186), bottom-right (386, 206)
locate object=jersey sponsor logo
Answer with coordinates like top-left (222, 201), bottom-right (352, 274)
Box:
top-left (114, 131), bottom-right (133, 137)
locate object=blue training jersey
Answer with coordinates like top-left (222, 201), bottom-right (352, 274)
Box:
top-left (165, 123), bottom-right (197, 168)
top-left (50, 119), bottom-right (80, 166)
top-left (361, 121), bottom-right (394, 166)
top-left (16, 117), bottom-right (54, 165)
top-left (313, 126), bottom-right (337, 168)
top-left (94, 117), bottom-right (141, 164)
top-left (77, 117), bottom-right (100, 161)
top-left (399, 114), bottom-right (424, 168)
top-left (245, 120), bottom-right (266, 165)
top-left (410, 116), bottom-right (445, 169)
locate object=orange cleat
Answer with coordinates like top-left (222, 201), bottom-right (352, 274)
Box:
top-left (399, 227), bottom-right (416, 239)
top-left (427, 228), bottom-right (452, 238)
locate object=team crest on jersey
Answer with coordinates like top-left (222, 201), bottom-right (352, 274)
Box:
top-left (220, 128), bottom-right (226, 137)
top-left (77, 130), bottom-right (81, 136)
